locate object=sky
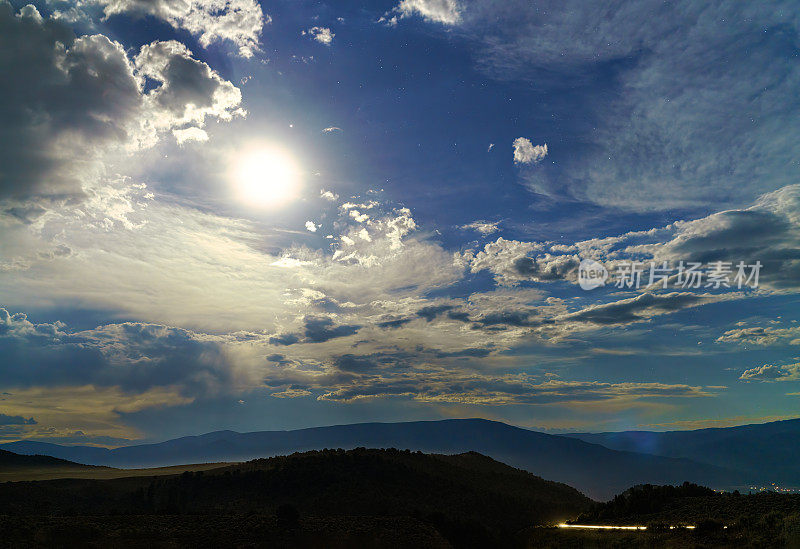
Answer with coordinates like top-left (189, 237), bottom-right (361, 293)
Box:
top-left (0, 0), bottom-right (799, 446)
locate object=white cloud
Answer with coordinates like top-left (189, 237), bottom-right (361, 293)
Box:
top-left (320, 189), bottom-right (339, 201)
top-left (322, 126), bottom-right (342, 133)
top-left (0, 190), bottom-right (462, 333)
top-left (172, 127), bottom-right (209, 146)
top-left (740, 363), bottom-right (800, 383)
top-left (386, 0), bottom-right (462, 25)
top-left (305, 26), bottom-right (334, 45)
top-left (305, 221), bottom-right (318, 232)
top-left (461, 220), bottom-right (500, 235)
top-left (349, 210), bottom-right (370, 223)
top-left (94, 0), bottom-right (268, 57)
top-left (718, 325), bottom-right (800, 346)
top-left (513, 137), bottom-right (548, 164)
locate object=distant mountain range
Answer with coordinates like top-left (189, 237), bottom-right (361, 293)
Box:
top-left (566, 418), bottom-right (800, 485)
top-left (0, 418), bottom-right (763, 500)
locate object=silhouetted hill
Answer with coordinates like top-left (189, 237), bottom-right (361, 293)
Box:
top-left (0, 449), bottom-right (113, 481)
top-left (566, 417), bottom-right (800, 484)
top-left (0, 448), bottom-right (80, 468)
top-left (0, 419), bottom-right (750, 500)
top-left (0, 448), bottom-right (591, 548)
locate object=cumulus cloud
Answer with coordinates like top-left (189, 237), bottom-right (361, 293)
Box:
top-left (383, 0), bottom-right (461, 26)
top-left (465, 185), bottom-right (800, 291)
top-left (463, 238), bottom-right (576, 286)
top-left (94, 0), bottom-right (268, 57)
top-left (0, 4), bottom-right (140, 202)
top-left (739, 363), bottom-right (800, 383)
top-left (134, 40), bottom-right (245, 142)
top-left (513, 137), bottom-right (548, 164)
top-left (718, 325), bottom-right (800, 346)
top-left (320, 189), bottom-right (339, 201)
top-left (305, 26), bottom-right (334, 45)
top-left (0, 5), bottom-right (243, 207)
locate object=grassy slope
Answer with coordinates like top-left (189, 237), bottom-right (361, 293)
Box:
top-left (0, 461), bottom-right (237, 482)
top-left (0, 447), bottom-right (237, 482)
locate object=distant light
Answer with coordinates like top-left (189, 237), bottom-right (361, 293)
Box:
top-left (557, 524), bottom-right (648, 531)
top-left (557, 524), bottom-right (698, 530)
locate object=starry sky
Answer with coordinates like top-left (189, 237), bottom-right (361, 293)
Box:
top-left (1, 0), bottom-right (799, 446)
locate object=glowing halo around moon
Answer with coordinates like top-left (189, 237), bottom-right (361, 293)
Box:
top-left (230, 146), bottom-right (302, 208)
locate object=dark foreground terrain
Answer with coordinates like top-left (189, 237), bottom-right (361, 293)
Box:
top-left (2, 449), bottom-right (800, 548)
top-left (557, 483), bottom-right (800, 548)
top-left (0, 447), bottom-right (589, 548)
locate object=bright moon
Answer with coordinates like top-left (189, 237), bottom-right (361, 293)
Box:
top-left (232, 147), bottom-right (301, 208)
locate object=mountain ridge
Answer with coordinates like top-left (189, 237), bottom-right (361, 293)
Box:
top-left (565, 416), bottom-right (800, 484)
top-left (0, 418), bottom-right (753, 499)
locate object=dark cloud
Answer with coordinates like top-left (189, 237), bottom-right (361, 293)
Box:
top-left (269, 334), bottom-right (300, 346)
top-left (0, 414), bottom-right (36, 426)
top-left (0, 3), bottom-right (140, 201)
top-left (268, 316), bottom-right (361, 346)
top-left (377, 317), bottom-right (413, 329)
top-left (416, 305), bottom-right (454, 321)
top-left (473, 310), bottom-right (541, 328)
top-left (656, 186), bottom-right (800, 289)
top-left (303, 316), bottom-right (361, 343)
top-left (333, 354), bottom-right (379, 373)
top-left (0, 309), bottom-right (233, 396)
top-left (513, 255), bottom-right (579, 281)
top-left (434, 347), bottom-right (493, 358)
top-left (0, 4), bottom-right (242, 206)
top-left (447, 310), bottom-right (472, 322)
top-left (566, 292), bottom-right (709, 325)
